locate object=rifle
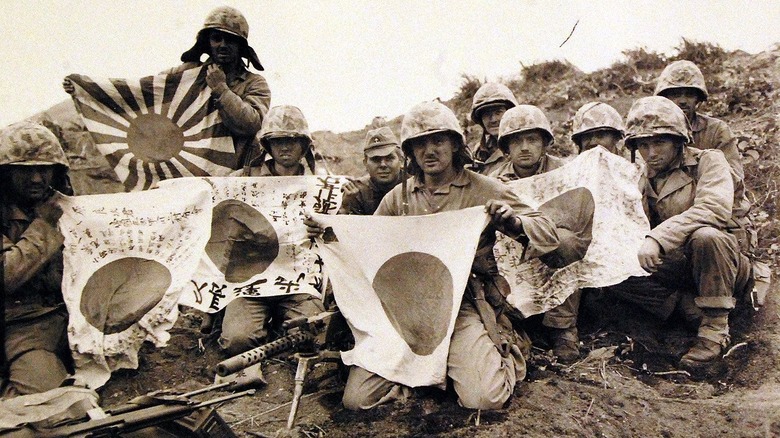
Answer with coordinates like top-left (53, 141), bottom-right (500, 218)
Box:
top-left (37, 382), bottom-right (254, 437)
top-left (215, 310), bottom-right (343, 429)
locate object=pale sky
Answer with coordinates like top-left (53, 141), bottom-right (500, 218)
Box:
top-left (3, 1), bottom-right (779, 132)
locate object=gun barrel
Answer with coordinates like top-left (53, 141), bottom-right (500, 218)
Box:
top-left (216, 331), bottom-right (314, 377)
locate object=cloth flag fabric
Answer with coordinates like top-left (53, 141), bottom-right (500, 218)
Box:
top-left (158, 176), bottom-right (345, 312)
top-left (313, 207), bottom-right (488, 388)
top-left (67, 67), bottom-right (236, 191)
top-left (58, 180), bottom-right (213, 389)
top-left (495, 146), bottom-right (650, 317)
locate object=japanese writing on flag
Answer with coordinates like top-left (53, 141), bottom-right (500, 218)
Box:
top-left (58, 180), bottom-right (213, 389)
top-left (158, 175), bottom-right (344, 313)
top-left (67, 67), bottom-right (236, 191)
top-left (313, 207), bottom-right (488, 388)
top-left (495, 147), bottom-right (650, 317)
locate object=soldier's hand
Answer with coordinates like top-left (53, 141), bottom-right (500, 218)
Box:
top-left (637, 237), bottom-right (663, 273)
top-left (304, 214), bottom-right (325, 240)
top-left (36, 192), bottom-right (64, 226)
top-left (62, 77), bottom-right (75, 95)
top-left (341, 180), bottom-right (359, 203)
top-left (485, 200), bottom-right (522, 236)
top-left (206, 64), bottom-right (229, 95)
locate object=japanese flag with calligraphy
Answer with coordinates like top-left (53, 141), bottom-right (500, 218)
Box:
top-left (58, 180), bottom-right (213, 388)
top-left (312, 207), bottom-right (487, 388)
top-left (495, 147), bottom-right (650, 317)
top-left (158, 176), bottom-right (345, 312)
top-left (66, 66), bottom-right (236, 192)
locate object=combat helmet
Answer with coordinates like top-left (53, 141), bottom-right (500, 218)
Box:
top-left (470, 83), bottom-right (519, 125)
top-left (624, 96), bottom-right (691, 150)
top-left (654, 60), bottom-right (708, 101)
top-left (400, 101), bottom-right (466, 155)
top-left (571, 102), bottom-right (625, 147)
top-left (497, 105), bottom-right (554, 153)
top-left (181, 6), bottom-right (264, 70)
top-left (0, 121), bottom-right (73, 195)
top-left (258, 105), bottom-right (312, 150)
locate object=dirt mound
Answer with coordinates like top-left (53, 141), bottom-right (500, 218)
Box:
top-left (22, 40), bottom-right (780, 437)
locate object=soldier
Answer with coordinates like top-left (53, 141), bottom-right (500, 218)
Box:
top-left (63, 6), bottom-right (271, 170)
top-left (468, 83), bottom-right (519, 175)
top-left (219, 105), bottom-right (325, 356)
top-left (339, 126), bottom-right (404, 215)
top-left (488, 105), bottom-right (585, 363)
top-left (236, 105), bottom-right (322, 177)
top-left (1, 122), bottom-right (74, 397)
top-left (487, 105), bottom-right (565, 181)
top-left (571, 102), bottom-right (628, 159)
top-left (307, 101), bottom-right (560, 410)
top-left (611, 96), bottom-right (752, 369)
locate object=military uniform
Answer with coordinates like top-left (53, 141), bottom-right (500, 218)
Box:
top-left (468, 83), bottom-right (519, 175)
top-left (340, 101), bottom-right (559, 410)
top-left (488, 154), bottom-right (565, 181)
top-left (168, 6), bottom-right (271, 170)
top-left (610, 96), bottom-right (751, 367)
top-left (219, 106), bottom-right (324, 355)
top-left (1, 122), bottom-right (73, 398)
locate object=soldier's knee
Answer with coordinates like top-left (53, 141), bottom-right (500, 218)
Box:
top-left (218, 330), bottom-right (261, 356)
top-left (689, 227), bottom-right (725, 248)
top-left (457, 385), bottom-right (511, 410)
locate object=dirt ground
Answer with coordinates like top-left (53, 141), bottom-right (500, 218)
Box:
top-left (94, 272), bottom-right (780, 438)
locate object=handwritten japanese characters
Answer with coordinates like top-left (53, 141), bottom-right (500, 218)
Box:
top-left (159, 176), bottom-right (345, 312)
top-left (58, 180), bottom-right (213, 389)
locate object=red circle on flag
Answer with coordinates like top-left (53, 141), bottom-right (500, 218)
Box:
top-left (207, 199), bottom-right (280, 283)
top-left (126, 113), bottom-right (185, 162)
top-left (81, 257), bottom-right (172, 335)
top-left (372, 251), bottom-right (453, 356)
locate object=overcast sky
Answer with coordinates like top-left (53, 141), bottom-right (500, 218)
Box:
top-left (3, 1), bottom-right (779, 132)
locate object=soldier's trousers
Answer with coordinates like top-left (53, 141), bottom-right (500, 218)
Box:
top-left (341, 300), bottom-right (522, 410)
top-left (219, 294), bottom-right (324, 356)
top-left (609, 227), bottom-right (750, 339)
top-left (2, 309), bottom-right (70, 398)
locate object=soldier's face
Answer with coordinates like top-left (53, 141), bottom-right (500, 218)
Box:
top-left (578, 129), bottom-right (622, 154)
top-left (209, 31), bottom-right (241, 66)
top-left (507, 130), bottom-right (546, 169)
top-left (364, 151), bottom-right (402, 185)
top-left (410, 132), bottom-right (457, 177)
top-left (268, 137), bottom-right (306, 169)
top-left (6, 165), bottom-right (55, 205)
top-left (480, 105), bottom-right (507, 137)
top-left (661, 88), bottom-right (701, 121)
top-left (635, 135), bottom-right (681, 173)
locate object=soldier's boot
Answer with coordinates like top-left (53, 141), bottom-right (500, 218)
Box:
top-left (679, 309), bottom-right (730, 368)
top-left (551, 327), bottom-right (580, 364)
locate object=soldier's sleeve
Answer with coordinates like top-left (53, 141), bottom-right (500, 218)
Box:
top-left (710, 119), bottom-right (744, 181)
top-left (2, 219), bottom-right (64, 293)
top-left (648, 150), bottom-right (733, 252)
top-left (215, 74), bottom-right (271, 137)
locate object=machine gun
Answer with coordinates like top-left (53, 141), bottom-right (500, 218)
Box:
top-left (35, 382), bottom-right (254, 437)
top-left (215, 310), bottom-right (345, 430)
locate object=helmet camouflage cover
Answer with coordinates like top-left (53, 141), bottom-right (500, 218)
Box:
top-left (400, 101), bottom-right (465, 155)
top-left (258, 105), bottom-right (312, 150)
top-left (0, 121), bottom-right (69, 168)
top-left (571, 102), bottom-right (625, 145)
top-left (181, 6), bottom-right (264, 70)
top-left (470, 82), bottom-right (519, 124)
top-left (624, 96), bottom-right (691, 149)
top-left (654, 60), bottom-right (708, 101)
top-left (497, 105), bottom-right (554, 152)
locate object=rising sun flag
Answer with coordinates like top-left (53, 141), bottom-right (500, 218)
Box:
top-left (67, 67), bottom-right (237, 191)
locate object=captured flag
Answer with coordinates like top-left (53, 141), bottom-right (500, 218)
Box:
top-left (313, 207), bottom-right (488, 388)
top-left (67, 67), bottom-right (236, 191)
top-left (495, 146), bottom-right (650, 317)
top-left (58, 180), bottom-right (213, 388)
top-left (158, 176), bottom-right (345, 313)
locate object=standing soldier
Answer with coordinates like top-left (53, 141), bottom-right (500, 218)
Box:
top-left (612, 96), bottom-right (752, 370)
top-left (1, 122), bottom-right (74, 397)
top-left (339, 126), bottom-right (404, 215)
top-left (219, 105), bottom-right (325, 356)
top-left (63, 6), bottom-right (271, 171)
top-left (308, 101), bottom-right (560, 410)
top-left (570, 102), bottom-right (628, 159)
top-left (469, 83), bottom-right (519, 175)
